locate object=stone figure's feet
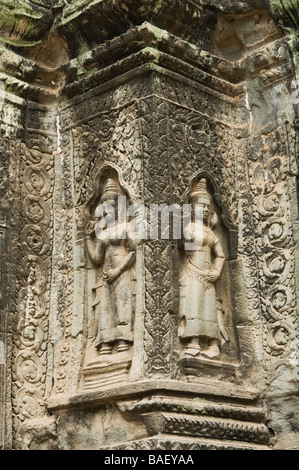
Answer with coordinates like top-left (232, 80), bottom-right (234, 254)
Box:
top-left (201, 345), bottom-right (220, 359)
top-left (185, 343), bottom-right (201, 357)
top-left (99, 343), bottom-right (112, 356)
top-left (117, 340), bottom-right (130, 353)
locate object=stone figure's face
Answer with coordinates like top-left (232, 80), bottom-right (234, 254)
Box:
top-left (202, 203), bottom-right (210, 222)
top-left (191, 195), bottom-right (210, 224)
top-left (100, 195), bottom-right (117, 226)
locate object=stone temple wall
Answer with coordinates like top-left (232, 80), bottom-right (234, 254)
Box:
top-left (0, 0), bottom-right (298, 451)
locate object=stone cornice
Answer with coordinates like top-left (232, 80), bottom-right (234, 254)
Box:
top-left (0, 1), bottom-right (292, 55)
top-left (56, 0), bottom-right (280, 59)
top-left (60, 22), bottom-right (291, 102)
top-left (59, 0), bottom-right (207, 50)
top-left (0, 1), bottom-right (294, 106)
top-left (46, 379), bottom-right (260, 412)
top-left (0, 0), bottom-right (54, 47)
top-left (0, 18), bottom-right (292, 110)
top-left (61, 51), bottom-right (241, 103)
top-left (64, 22), bottom-right (236, 83)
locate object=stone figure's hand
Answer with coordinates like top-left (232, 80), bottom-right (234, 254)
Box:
top-left (206, 270), bottom-right (219, 283)
top-left (85, 221), bottom-right (96, 238)
top-left (103, 267), bottom-right (122, 284)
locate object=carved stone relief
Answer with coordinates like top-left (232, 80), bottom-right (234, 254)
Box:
top-left (50, 127), bottom-right (76, 397)
top-left (246, 129), bottom-right (299, 388)
top-left (86, 171), bottom-right (137, 353)
top-left (56, 75), bottom-right (244, 387)
top-left (82, 169), bottom-right (137, 389)
top-left (2, 0), bottom-right (299, 451)
top-left (11, 136), bottom-right (54, 449)
top-left (51, 98), bottom-right (144, 393)
top-left (179, 178), bottom-right (227, 360)
top-left (71, 102), bottom-right (142, 210)
top-left (139, 93), bottom-right (239, 379)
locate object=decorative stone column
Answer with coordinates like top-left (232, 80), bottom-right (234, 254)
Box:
top-left (45, 0), bottom-right (286, 450)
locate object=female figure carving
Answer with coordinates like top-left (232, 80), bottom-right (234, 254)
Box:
top-left (86, 175), bottom-right (136, 357)
top-left (179, 179), bottom-right (225, 359)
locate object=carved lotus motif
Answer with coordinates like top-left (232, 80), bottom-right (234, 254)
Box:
top-left (24, 166), bottom-right (51, 197)
top-left (18, 287), bottom-right (46, 319)
top-left (23, 196), bottom-right (51, 228)
top-left (21, 225), bottom-right (50, 257)
top-left (16, 388), bottom-right (43, 420)
top-left (16, 352), bottom-right (42, 386)
top-left (17, 318), bottom-right (44, 352)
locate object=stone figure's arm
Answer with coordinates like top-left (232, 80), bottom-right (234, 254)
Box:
top-left (180, 226), bottom-right (194, 249)
top-left (207, 238), bottom-right (225, 283)
top-left (118, 227), bottom-right (137, 273)
top-left (184, 227), bottom-right (194, 242)
top-left (85, 234), bottom-right (106, 266)
top-left (103, 226), bottom-right (136, 284)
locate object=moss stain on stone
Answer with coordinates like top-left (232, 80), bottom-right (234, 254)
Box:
top-left (269, 1), bottom-right (299, 80)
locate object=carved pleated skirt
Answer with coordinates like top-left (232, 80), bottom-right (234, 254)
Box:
top-left (179, 264), bottom-right (220, 341)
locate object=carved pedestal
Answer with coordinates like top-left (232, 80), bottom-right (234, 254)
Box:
top-left (181, 357), bottom-right (238, 381)
top-left (47, 380), bottom-right (271, 450)
top-left (82, 356), bottom-right (132, 391)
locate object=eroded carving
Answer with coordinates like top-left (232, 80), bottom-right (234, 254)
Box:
top-left (4, 1), bottom-right (299, 451)
top-left (86, 171), bottom-right (137, 357)
top-left (11, 135), bottom-right (54, 449)
top-left (179, 179), bottom-right (227, 360)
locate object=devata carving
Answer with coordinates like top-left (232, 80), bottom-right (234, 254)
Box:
top-left (179, 179), bottom-right (226, 359)
top-left (86, 172), bottom-right (137, 357)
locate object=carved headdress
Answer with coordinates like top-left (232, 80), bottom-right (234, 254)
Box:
top-left (190, 178), bottom-right (211, 205)
top-left (101, 176), bottom-right (124, 199)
